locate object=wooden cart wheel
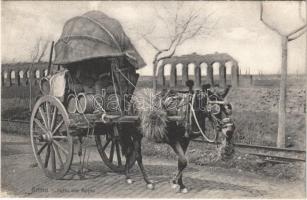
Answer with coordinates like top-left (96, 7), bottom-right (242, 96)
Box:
top-left (30, 95), bottom-right (74, 179)
top-left (95, 125), bottom-right (136, 172)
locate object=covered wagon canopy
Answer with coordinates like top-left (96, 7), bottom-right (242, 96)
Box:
top-left (54, 11), bottom-right (146, 69)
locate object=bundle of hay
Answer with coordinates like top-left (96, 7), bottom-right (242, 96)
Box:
top-left (132, 88), bottom-right (169, 143)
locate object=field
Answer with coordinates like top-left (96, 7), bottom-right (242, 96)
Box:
top-left (1, 74), bottom-right (306, 180)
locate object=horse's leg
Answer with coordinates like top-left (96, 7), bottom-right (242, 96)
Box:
top-left (176, 139), bottom-right (190, 193)
top-left (125, 150), bottom-right (134, 184)
top-left (119, 128), bottom-right (135, 184)
top-left (133, 136), bottom-right (155, 190)
top-left (170, 139), bottom-right (189, 193)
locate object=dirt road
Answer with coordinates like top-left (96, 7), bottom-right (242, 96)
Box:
top-left (1, 133), bottom-right (305, 198)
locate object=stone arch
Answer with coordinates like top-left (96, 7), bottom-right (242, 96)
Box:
top-left (10, 70), bottom-right (16, 85)
top-left (34, 69), bottom-right (41, 85)
top-left (10, 70), bottom-right (16, 79)
top-left (200, 62), bottom-right (208, 76)
top-left (175, 63), bottom-right (183, 76)
top-left (163, 64), bottom-right (172, 77)
top-left (200, 62), bottom-right (208, 84)
top-left (35, 69), bottom-right (41, 79)
top-left (2, 70), bottom-right (8, 86)
top-left (158, 63), bottom-right (172, 87)
top-left (188, 63), bottom-right (195, 76)
top-left (212, 62), bottom-right (223, 87)
top-left (186, 62), bottom-right (201, 88)
top-left (3, 71), bottom-right (8, 79)
top-left (194, 64), bottom-right (201, 88)
top-left (19, 70), bottom-right (24, 78)
top-left (225, 61), bottom-right (234, 86)
top-left (175, 63), bottom-right (183, 85)
top-left (26, 70), bottom-right (30, 78)
top-left (25, 70), bottom-right (31, 85)
top-left (212, 62), bottom-right (220, 75)
top-left (18, 70), bottom-right (26, 86)
top-left (225, 61), bottom-right (233, 75)
top-left (43, 69), bottom-right (48, 77)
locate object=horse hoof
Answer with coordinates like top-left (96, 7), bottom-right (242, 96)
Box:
top-left (126, 179), bottom-right (133, 184)
top-left (175, 185), bottom-right (181, 193)
top-left (171, 184), bottom-right (180, 192)
top-left (180, 188), bottom-right (188, 194)
top-left (147, 183), bottom-right (155, 190)
top-left (170, 180), bottom-right (179, 189)
top-left (171, 183), bottom-right (179, 189)
top-left (172, 184), bottom-right (179, 189)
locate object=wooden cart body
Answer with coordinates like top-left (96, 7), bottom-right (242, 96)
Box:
top-left (30, 11), bottom-right (149, 179)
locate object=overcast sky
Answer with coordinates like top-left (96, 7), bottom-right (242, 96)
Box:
top-left (2, 1), bottom-right (306, 75)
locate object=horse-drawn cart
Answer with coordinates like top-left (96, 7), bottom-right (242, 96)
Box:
top-left (30, 11), bottom-right (150, 179)
top-left (30, 11), bottom-right (235, 182)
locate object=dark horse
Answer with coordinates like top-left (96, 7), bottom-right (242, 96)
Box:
top-left (119, 81), bottom-right (236, 193)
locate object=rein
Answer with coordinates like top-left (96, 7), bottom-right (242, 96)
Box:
top-left (189, 92), bottom-right (217, 143)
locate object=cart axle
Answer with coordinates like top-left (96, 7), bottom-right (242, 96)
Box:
top-left (38, 133), bottom-right (53, 142)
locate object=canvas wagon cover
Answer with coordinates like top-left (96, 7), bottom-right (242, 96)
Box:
top-left (54, 11), bottom-right (146, 69)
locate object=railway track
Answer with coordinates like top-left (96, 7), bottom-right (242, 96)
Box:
top-left (2, 119), bottom-right (306, 163)
top-left (193, 139), bottom-right (306, 163)
top-left (1, 119), bottom-right (29, 124)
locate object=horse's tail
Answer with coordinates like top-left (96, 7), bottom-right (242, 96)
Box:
top-left (133, 88), bottom-right (169, 143)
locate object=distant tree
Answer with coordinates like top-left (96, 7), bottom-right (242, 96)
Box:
top-left (260, 1), bottom-right (306, 147)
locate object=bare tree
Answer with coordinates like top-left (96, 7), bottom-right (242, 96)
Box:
top-left (30, 38), bottom-right (49, 63)
top-left (37, 41), bottom-right (49, 63)
top-left (134, 3), bottom-right (215, 90)
top-left (260, 2), bottom-right (306, 148)
top-left (28, 38), bottom-right (50, 111)
top-left (30, 39), bottom-right (41, 63)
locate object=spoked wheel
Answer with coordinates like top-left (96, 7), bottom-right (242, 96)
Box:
top-left (95, 125), bottom-right (136, 172)
top-left (30, 95), bottom-right (74, 179)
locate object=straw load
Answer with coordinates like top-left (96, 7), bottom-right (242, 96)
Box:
top-left (132, 88), bottom-right (188, 143)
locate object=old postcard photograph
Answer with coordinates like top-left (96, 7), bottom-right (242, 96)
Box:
top-left (1, 1), bottom-right (306, 198)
